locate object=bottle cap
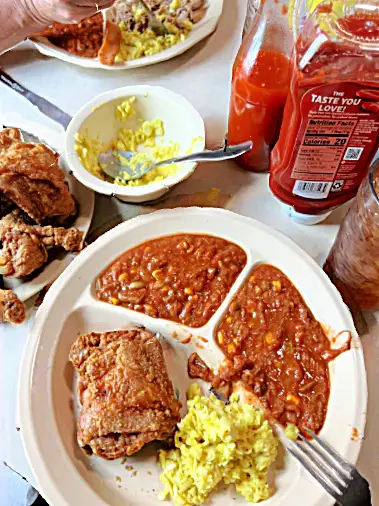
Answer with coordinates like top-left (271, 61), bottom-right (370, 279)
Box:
top-left (280, 203), bottom-right (332, 226)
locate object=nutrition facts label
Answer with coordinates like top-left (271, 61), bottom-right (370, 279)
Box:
top-left (292, 118), bottom-right (357, 179)
top-left (289, 83), bottom-right (379, 199)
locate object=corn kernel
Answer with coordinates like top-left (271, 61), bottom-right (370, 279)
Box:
top-left (184, 287), bottom-right (193, 295)
top-left (178, 240), bottom-right (188, 250)
top-left (162, 285), bottom-right (170, 292)
top-left (227, 343), bottom-right (235, 352)
top-left (152, 269), bottom-right (163, 280)
top-left (226, 316), bottom-right (232, 324)
top-left (272, 280), bottom-right (282, 292)
top-left (0, 256), bottom-right (6, 266)
top-left (118, 273), bottom-right (128, 282)
top-left (255, 285), bottom-right (262, 295)
top-left (286, 394), bottom-right (300, 405)
top-left (110, 297), bottom-right (119, 305)
top-left (249, 275), bottom-right (256, 284)
top-left (265, 332), bottom-right (275, 344)
top-left (233, 338), bottom-right (239, 345)
top-left (130, 268), bottom-right (137, 275)
top-left (217, 331), bottom-right (224, 344)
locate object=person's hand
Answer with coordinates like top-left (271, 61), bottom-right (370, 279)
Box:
top-left (21, 0), bottom-right (115, 25)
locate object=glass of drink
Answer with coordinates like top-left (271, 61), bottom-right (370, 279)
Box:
top-left (325, 158), bottom-right (379, 310)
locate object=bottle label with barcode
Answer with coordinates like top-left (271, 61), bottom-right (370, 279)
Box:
top-left (293, 181), bottom-right (332, 199)
top-left (287, 83), bottom-right (379, 199)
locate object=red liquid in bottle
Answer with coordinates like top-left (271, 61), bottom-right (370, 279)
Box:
top-left (270, 2), bottom-right (379, 221)
top-left (227, 0), bottom-right (292, 172)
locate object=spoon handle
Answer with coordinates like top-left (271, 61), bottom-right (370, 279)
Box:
top-left (154, 141), bottom-right (253, 169)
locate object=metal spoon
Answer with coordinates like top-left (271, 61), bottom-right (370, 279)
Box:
top-left (139, 0), bottom-right (169, 36)
top-left (98, 141), bottom-right (253, 181)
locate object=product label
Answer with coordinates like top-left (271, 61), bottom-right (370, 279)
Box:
top-left (290, 83), bottom-right (379, 199)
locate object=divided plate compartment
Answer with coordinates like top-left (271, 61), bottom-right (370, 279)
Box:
top-left (19, 208), bottom-right (367, 506)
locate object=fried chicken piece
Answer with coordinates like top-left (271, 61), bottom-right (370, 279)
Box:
top-left (0, 128), bottom-right (77, 225)
top-left (0, 193), bottom-right (15, 218)
top-left (0, 210), bottom-right (84, 278)
top-left (0, 289), bottom-right (26, 324)
top-left (0, 229), bottom-right (48, 278)
top-left (69, 329), bottom-right (181, 460)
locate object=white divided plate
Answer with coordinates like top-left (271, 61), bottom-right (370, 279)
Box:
top-left (31, 0), bottom-right (224, 70)
top-left (0, 115), bottom-right (95, 301)
top-left (19, 208), bottom-right (367, 506)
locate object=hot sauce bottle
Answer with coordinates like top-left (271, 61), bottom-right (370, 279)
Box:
top-left (270, 0), bottom-right (379, 224)
top-left (227, 0), bottom-right (293, 172)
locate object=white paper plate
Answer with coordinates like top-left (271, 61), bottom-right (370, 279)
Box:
top-left (19, 208), bottom-right (367, 506)
top-left (0, 115), bottom-right (95, 301)
top-left (32, 0), bottom-right (224, 70)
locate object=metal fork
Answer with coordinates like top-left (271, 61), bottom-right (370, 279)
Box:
top-left (285, 427), bottom-right (371, 506)
top-left (139, 0), bottom-right (169, 35)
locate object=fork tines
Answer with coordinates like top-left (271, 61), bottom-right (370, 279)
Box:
top-left (285, 427), bottom-right (354, 502)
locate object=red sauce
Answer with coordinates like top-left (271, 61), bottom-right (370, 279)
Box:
top-left (228, 49), bottom-right (290, 172)
top-left (96, 234), bottom-right (247, 328)
top-left (213, 264), bottom-right (350, 435)
top-left (270, 8), bottom-right (379, 216)
top-left (39, 14), bottom-right (104, 58)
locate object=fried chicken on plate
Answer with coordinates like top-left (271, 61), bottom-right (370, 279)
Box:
top-left (69, 329), bottom-right (181, 460)
top-left (0, 128), bottom-right (77, 225)
top-left (0, 210), bottom-right (84, 278)
top-left (0, 289), bottom-right (26, 324)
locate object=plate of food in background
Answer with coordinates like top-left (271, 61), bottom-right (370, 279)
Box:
top-left (19, 207), bottom-right (366, 506)
top-left (0, 116), bottom-right (94, 315)
top-left (31, 0), bottom-right (223, 70)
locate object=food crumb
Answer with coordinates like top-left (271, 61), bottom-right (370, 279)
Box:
top-left (116, 476), bottom-right (121, 482)
top-left (16, 427), bottom-right (20, 432)
top-left (120, 457), bottom-right (127, 465)
top-left (351, 427), bottom-right (360, 441)
top-left (125, 465), bottom-right (134, 471)
top-left (117, 485), bottom-right (122, 489)
top-left (132, 471), bottom-right (137, 477)
top-left (147, 471), bottom-right (152, 475)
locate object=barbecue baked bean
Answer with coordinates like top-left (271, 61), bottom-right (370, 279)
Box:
top-left (96, 234), bottom-right (247, 328)
top-left (213, 264), bottom-right (350, 436)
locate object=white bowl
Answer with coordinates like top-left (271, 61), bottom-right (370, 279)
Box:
top-left (65, 86), bottom-right (205, 203)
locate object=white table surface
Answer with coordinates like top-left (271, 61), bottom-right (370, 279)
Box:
top-left (1, 0), bottom-right (379, 504)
